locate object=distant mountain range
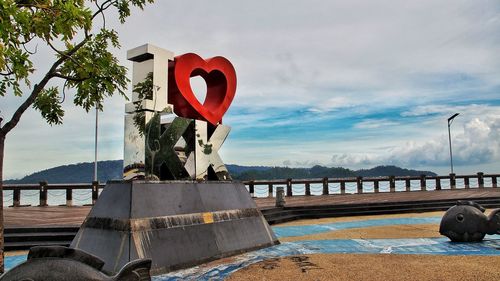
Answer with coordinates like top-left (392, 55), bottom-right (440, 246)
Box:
top-left (4, 160), bottom-right (437, 184)
top-left (4, 160), bottom-right (124, 184)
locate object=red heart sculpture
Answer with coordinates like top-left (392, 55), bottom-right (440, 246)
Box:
top-left (168, 53), bottom-right (237, 125)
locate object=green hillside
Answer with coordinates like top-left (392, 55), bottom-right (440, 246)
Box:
top-left (4, 160), bottom-right (123, 184)
top-left (4, 160), bottom-right (436, 184)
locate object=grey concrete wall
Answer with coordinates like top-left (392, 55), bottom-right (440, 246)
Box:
top-left (71, 181), bottom-right (279, 274)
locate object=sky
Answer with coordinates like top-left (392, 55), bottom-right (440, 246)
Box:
top-left (2, 0), bottom-right (500, 179)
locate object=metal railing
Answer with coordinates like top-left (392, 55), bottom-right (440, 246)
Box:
top-left (3, 181), bottom-right (104, 207)
top-left (2, 172), bottom-right (498, 206)
top-left (244, 172), bottom-right (499, 198)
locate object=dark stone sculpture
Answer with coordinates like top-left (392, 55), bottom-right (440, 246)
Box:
top-left (439, 201), bottom-right (500, 242)
top-left (276, 186), bottom-right (285, 207)
top-left (0, 246), bottom-right (152, 281)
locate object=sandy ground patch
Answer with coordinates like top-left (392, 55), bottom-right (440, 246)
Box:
top-left (5, 250), bottom-right (28, 257)
top-left (276, 211), bottom-right (444, 226)
top-left (226, 253), bottom-right (500, 281)
top-left (280, 223), bottom-right (440, 242)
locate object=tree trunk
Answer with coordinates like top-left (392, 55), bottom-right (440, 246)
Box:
top-left (0, 134), bottom-right (4, 273)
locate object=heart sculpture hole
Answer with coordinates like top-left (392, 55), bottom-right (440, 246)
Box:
top-left (189, 75), bottom-right (208, 105)
top-left (191, 69), bottom-right (227, 112)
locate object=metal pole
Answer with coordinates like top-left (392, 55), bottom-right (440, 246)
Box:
top-left (448, 122), bottom-right (453, 174)
top-left (94, 106), bottom-right (98, 182)
top-left (447, 113), bottom-right (459, 174)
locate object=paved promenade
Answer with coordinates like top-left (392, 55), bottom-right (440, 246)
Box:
top-left (4, 189), bottom-right (499, 228)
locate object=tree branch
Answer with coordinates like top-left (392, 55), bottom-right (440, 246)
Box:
top-left (19, 34), bottom-right (35, 45)
top-left (0, 64), bottom-right (14, 76)
top-left (1, 36), bottom-right (91, 135)
top-left (92, 0), bottom-right (117, 20)
top-left (47, 41), bottom-right (84, 68)
top-left (52, 73), bottom-right (88, 82)
top-left (0, 72), bottom-right (13, 77)
top-left (46, 40), bottom-right (64, 55)
top-left (1, 75), bottom-right (51, 135)
top-left (22, 42), bottom-right (38, 55)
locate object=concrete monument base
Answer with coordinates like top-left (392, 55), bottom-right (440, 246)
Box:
top-left (70, 181), bottom-right (279, 275)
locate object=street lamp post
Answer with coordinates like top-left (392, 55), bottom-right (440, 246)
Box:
top-left (447, 113), bottom-right (459, 174)
top-left (94, 106), bottom-right (98, 182)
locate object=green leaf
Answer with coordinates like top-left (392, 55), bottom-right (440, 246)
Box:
top-left (1, 0), bottom-right (155, 130)
top-left (133, 72), bottom-right (154, 100)
top-left (32, 87), bottom-right (65, 125)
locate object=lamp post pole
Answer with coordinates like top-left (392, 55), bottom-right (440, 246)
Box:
top-left (447, 113), bottom-right (459, 174)
top-left (94, 106), bottom-right (98, 182)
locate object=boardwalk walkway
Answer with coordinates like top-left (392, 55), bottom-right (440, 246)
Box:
top-left (4, 189), bottom-right (499, 228)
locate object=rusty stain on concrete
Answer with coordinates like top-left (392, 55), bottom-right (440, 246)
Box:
top-left (81, 208), bottom-right (262, 232)
top-left (202, 212), bottom-right (214, 224)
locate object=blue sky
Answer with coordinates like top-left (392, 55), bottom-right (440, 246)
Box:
top-left (2, 0), bottom-right (500, 179)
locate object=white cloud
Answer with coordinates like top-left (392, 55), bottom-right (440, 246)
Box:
top-left (354, 119), bottom-right (399, 129)
top-left (116, 0), bottom-right (500, 112)
top-left (391, 117), bottom-right (500, 166)
top-left (401, 104), bottom-right (498, 118)
top-left (330, 113), bottom-right (500, 171)
top-left (309, 97), bottom-right (358, 113)
top-left (2, 0), bottom-right (500, 178)
top-left (331, 153), bottom-right (379, 166)
top-left (283, 160), bottom-right (322, 168)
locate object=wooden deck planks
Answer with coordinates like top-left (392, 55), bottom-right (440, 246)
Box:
top-left (4, 206), bottom-right (91, 228)
top-left (255, 189), bottom-right (500, 208)
top-left (3, 189), bottom-right (499, 228)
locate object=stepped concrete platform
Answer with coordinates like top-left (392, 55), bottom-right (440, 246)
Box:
top-left (4, 189), bottom-right (500, 228)
top-left (69, 181), bottom-right (279, 274)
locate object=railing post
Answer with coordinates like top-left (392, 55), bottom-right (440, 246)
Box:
top-left (435, 177), bottom-right (441, 190)
top-left (286, 178), bottom-right (292, 197)
top-left (477, 172), bottom-right (484, 188)
top-left (493, 176), bottom-right (498, 188)
top-left (92, 181), bottom-right (99, 205)
top-left (405, 178), bottom-right (410, 192)
top-left (322, 177), bottom-right (329, 195)
top-left (248, 181), bottom-right (255, 197)
top-left (374, 180), bottom-right (379, 193)
top-left (464, 176), bottom-right (470, 189)
top-left (420, 174), bottom-right (427, 191)
top-left (39, 181), bottom-right (48, 207)
top-left (268, 184), bottom-right (273, 198)
top-left (12, 189), bottom-right (21, 207)
top-left (450, 173), bottom-right (456, 189)
top-left (305, 183), bottom-right (311, 196)
top-left (66, 187), bottom-right (73, 206)
top-left (389, 176), bottom-right (396, 192)
top-left (356, 176), bottom-right (363, 194)
top-left (340, 181), bottom-right (346, 195)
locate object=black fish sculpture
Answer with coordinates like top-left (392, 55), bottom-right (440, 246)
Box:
top-left (0, 246), bottom-right (151, 281)
top-left (439, 200), bottom-right (500, 242)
